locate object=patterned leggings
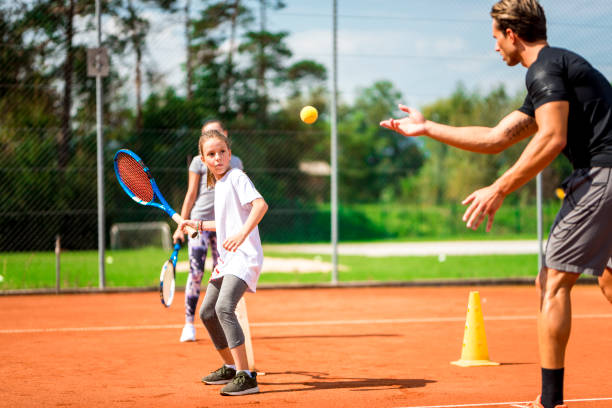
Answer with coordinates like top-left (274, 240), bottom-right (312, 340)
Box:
top-left (185, 231), bottom-right (218, 323)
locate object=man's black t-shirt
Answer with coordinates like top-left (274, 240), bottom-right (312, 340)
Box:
top-left (518, 46), bottom-right (612, 168)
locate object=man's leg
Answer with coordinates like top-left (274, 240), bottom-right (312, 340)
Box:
top-left (598, 266), bottom-right (612, 304)
top-left (536, 267), bottom-right (580, 408)
top-left (536, 267), bottom-right (580, 367)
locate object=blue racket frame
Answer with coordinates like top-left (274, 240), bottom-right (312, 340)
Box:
top-left (113, 149), bottom-right (177, 218)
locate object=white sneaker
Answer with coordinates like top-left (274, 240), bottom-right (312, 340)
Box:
top-left (180, 323), bottom-right (196, 342)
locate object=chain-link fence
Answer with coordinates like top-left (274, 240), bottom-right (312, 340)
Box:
top-left (1, 1), bottom-right (611, 290)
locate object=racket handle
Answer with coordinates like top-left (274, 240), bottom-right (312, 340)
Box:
top-left (186, 226), bottom-right (198, 238)
top-left (171, 213), bottom-right (198, 238)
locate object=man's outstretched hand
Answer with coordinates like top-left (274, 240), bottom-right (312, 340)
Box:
top-left (380, 104), bottom-right (427, 137)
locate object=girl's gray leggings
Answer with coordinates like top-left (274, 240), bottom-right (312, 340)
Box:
top-left (199, 274), bottom-right (248, 350)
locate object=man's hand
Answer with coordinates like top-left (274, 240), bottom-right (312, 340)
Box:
top-left (379, 104), bottom-right (427, 137)
top-left (461, 184), bottom-right (507, 232)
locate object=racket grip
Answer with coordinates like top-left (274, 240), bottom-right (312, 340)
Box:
top-left (186, 225), bottom-right (198, 238)
top-left (171, 213), bottom-right (198, 238)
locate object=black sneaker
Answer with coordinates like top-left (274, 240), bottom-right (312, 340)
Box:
top-left (201, 366), bottom-right (236, 385)
top-left (220, 371), bottom-right (259, 396)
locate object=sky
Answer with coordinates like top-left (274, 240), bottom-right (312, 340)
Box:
top-left (130, 0), bottom-right (612, 110)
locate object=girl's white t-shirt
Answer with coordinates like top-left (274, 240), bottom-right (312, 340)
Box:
top-left (211, 168), bottom-right (264, 292)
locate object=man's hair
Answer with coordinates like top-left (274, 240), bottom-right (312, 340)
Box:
top-left (490, 0), bottom-right (547, 42)
top-left (199, 129), bottom-right (231, 188)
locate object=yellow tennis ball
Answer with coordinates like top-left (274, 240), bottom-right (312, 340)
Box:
top-left (300, 106), bottom-right (318, 124)
top-left (555, 187), bottom-right (566, 200)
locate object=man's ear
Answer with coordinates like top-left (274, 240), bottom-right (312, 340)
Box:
top-left (506, 28), bottom-right (517, 43)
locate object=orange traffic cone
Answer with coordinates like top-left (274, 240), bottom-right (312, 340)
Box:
top-left (451, 291), bottom-right (499, 367)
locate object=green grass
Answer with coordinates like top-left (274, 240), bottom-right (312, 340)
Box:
top-left (0, 248), bottom-right (186, 289)
top-left (257, 252), bottom-right (540, 284)
top-left (0, 246), bottom-right (547, 291)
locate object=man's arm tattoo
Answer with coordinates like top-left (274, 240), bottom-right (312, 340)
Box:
top-left (505, 116), bottom-right (536, 142)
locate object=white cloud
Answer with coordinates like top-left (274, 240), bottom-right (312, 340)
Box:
top-left (286, 28), bottom-right (470, 59)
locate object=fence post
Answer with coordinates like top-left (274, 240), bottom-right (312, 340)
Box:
top-left (536, 172), bottom-right (544, 270)
top-left (55, 235), bottom-right (61, 294)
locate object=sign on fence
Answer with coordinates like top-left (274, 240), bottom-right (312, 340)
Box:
top-left (87, 47), bottom-right (109, 77)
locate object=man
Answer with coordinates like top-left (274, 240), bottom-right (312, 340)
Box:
top-left (380, 1), bottom-right (612, 407)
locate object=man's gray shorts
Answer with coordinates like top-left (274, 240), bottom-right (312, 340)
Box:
top-left (545, 167), bottom-right (612, 276)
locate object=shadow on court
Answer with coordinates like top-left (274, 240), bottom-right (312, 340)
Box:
top-left (258, 371), bottom-right (435, 394)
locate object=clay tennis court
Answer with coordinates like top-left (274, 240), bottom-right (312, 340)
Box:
top-left (1, 285), bottom-right (611, 407)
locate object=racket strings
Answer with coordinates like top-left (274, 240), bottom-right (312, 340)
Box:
top-left (161, 262), bottom-right (175, 305)
top-left (116, 153), bottom-right (155, 202)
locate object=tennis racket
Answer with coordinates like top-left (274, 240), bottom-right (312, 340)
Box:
top-left (160, 242), bottom-right (181, 307)
top-left (113, 149), bottom-right (197, 238)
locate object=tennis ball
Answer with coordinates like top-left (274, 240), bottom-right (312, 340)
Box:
top-left (555, 187), bottom-right (566, 200)
top-left (300, 105), bottom-right (318, 124)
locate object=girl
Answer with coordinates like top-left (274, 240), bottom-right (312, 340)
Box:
top-left (173, 119), bottom-right (244, 343)
top-left (179, 129), bottom-right (267, 396)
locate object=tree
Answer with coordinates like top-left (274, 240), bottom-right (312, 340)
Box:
top-left (223, 0), bottom-right (252, 110)
top-left (235, 0), bottom-right (288, 125)
top-left (186, 1), bottom-right (252, 108)
top-left (237, 31), bottom-right (292, 124)
top-left (21, 0), bottom-right (95, 168)
top-left (107, 0), bottom-right (178, 131)
top-left (183, 0), bottom-right (193, 100)
top-left (285, 60), bottom-right (327, 98)
top-left (403, 83), bottom-right (530, 205)
top-left (338, 81), bottom-right (424, 203)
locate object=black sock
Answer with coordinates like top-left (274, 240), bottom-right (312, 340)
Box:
top-left (541, 367), bottom-right (564, 408)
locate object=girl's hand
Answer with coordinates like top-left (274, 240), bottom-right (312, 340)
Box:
top-left (222, 198), bottom-right (267, 252)
top-left (172, 227), bottom-right (185, 244)
top-left (222, 233), bottom-right (247, 252)
top-left (179, 219), bottom-right (198, 234)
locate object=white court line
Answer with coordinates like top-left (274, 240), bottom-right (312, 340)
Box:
top-left (397, 397), bottom-right (612, 408)
top-left (1, 313), bottom-right (611, 334)
top-left (0, 324), bottom-right (185, 334)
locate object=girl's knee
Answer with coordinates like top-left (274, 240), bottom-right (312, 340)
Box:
top-left (199, 302), bottom-right (216, 323)
top-left (214, 301), bottom-right (234, 319)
